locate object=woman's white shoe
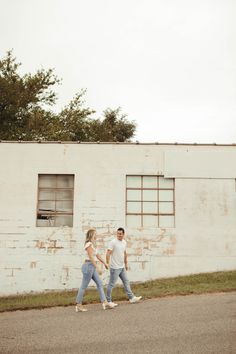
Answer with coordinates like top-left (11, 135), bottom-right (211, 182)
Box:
top-left (75, 304), bottom-right (88, 312)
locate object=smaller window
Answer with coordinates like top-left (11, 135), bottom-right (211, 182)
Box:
top-left (37, 174), bottom-right (74, 227)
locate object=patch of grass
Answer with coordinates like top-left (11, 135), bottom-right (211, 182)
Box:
top-left (0, 270), bottom-right (235, 312)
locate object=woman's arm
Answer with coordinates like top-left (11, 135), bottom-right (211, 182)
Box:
top-left (96, 253), bottom-right (108, 269)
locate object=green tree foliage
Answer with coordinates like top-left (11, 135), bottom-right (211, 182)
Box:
top-left (0, 51), bottom-right (59, 140)
top-left (0, 51), bottom-right (136, 142)
top-left (55, 91), bottom-right (96, 141)
top-left (88, 108), bottom-right (136, 142)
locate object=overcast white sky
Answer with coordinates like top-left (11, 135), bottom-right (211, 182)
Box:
top-left (1, 0), bottom-right (236, 143)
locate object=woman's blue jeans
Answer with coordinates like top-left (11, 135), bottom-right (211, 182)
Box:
top-left (106, 267), bottom-right (134, 302)
top-left (76, 261), bottom-right (106, 304)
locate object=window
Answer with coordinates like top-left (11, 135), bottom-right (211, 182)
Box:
top-left (126, 175), bottom-right (175, 228)
top-left (37, 174), bottom-right (74, 227)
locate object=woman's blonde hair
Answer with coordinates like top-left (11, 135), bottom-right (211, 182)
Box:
top-left (84, 228), bottom-right (96, 245)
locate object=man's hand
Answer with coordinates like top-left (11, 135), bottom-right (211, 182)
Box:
top-left (105, 263), bottom-right (109, 270)
top-left (125, 264), bottom-right (128, 271)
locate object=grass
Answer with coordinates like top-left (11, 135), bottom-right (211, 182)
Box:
top-left (0, 270), bottom-right (235, 312)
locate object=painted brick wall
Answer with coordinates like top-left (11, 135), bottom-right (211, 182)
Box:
top-left (0, 143), bottom-right (235, 295)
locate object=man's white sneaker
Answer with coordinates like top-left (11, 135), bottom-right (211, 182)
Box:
top-left (102, 301), bottom-right (116, 310)
top-left (108, 301), bottom-right (118, 307)
top-left (129, 296), bottom-right (142, 304)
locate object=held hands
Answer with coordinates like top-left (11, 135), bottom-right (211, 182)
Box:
top-left (96, 266), bottom-right (103, 275)
top-left (96, 263), bottom-right (109, 275)
top-left (97, 263), bottom-right (127, 272)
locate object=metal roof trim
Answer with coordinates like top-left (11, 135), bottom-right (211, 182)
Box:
top-left (0, 140), bottom-right (235, 146)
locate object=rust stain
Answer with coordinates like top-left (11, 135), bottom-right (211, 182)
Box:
top-left (143, 239), bottom-right (150, 250)
top-left (30, 261), bottom-right (37, 269)
top-left (135, 248), bottom-right (142, 256)
top-left (126, 241), bottom-right (133, 248)
top-left (48, 240), bottom-right (57, 248)
top-left (63, 266), bottom-right (69, 281)
top-left (157, 229), bottom-right (166, 242)
top-left (141, 262), bottom-right (146, 270)
top-left (47, 242), bottom-right (64, 254)
top-left (162, 233), bottom-right (177, 255)
top-left (35, 240), bottom-right (45, 249)
top-left (5, 267), bottom-right (21, 277)
top-left (162, 248), bottom-right (175, 255)
top-left (35, 239), bottom-right (64, 253)
top-left (170, 235), bottom-right (176, 245)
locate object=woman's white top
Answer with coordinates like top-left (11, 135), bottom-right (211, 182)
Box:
top-left (84, 241), bottom-right (98, 260)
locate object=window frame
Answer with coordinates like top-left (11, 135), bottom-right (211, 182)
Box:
top-left (36, 174), bottom-right (74, 227)
top-left (126, 175), bottom-right (175, 228)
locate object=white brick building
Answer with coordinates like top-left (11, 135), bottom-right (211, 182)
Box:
top-left (0, 142), bottom-right (235, 295)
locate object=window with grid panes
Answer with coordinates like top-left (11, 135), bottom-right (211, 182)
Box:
top-left (37, 174), bottom-right (74, 227)
top-left (126, 175), bottom-right (175, 228)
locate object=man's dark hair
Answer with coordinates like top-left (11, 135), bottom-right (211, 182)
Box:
top-left (117, 227), bottom-right (125, 234)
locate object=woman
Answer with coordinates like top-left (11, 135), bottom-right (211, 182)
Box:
top-left (75, 229), bottom-right (115, 312)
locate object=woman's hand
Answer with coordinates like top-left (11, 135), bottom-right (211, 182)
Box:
top-left (104, 263), bottom-right (109, 270)
top-left (96, 266), bottom-right (103, 275)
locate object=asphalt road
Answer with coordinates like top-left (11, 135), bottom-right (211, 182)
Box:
top-left (1, 292), bottom-right (236, 354)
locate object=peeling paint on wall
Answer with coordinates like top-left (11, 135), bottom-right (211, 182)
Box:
top-left (35, 239), bottom-right (64, 253)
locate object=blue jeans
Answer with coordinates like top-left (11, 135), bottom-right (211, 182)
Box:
top-left (106, 267), bottom-right (134, 302)
top-left (76, 262), bottom-right (106, 304)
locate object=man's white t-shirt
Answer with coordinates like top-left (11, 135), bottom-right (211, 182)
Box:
top-left (108, 238), bottom-right (127, 269)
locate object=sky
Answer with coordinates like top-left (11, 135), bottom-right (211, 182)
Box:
top-left (1, 0), bottom-right (236, 143)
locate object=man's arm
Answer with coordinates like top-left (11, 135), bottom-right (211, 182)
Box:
top-left (106, 249), bottom-right (112, 267)
top-left (124, 250), bottom-right (128, 271)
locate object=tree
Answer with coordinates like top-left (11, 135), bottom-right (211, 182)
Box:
top-left (54, 91), bottom-right (96, 141)
top-left (88, 108), bottom-right (136, 142)
top-left (55, 104), bottom-right (136, 142)
top-left (0, 51), bottom-right (136, 142)
top-left (0, 50), bottom-right (59, 140)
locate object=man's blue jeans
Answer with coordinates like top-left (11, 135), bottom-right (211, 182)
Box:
top-left (106, 267), bottom-right (134, 302)
top-left (76, 261), bottom-right (106, 304)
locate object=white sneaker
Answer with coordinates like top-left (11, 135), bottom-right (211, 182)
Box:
top-left (129, 296), bottom-right (142, 304)
top-left (75, 304), bottom-right (88, 312)
top-left (103, 301), bottom-right (116, 310)
top-left (108, 301), bottom-right (118, 307)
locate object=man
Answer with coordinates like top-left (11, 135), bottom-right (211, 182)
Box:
top-left (106, 227), bottom-right (142, 306)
